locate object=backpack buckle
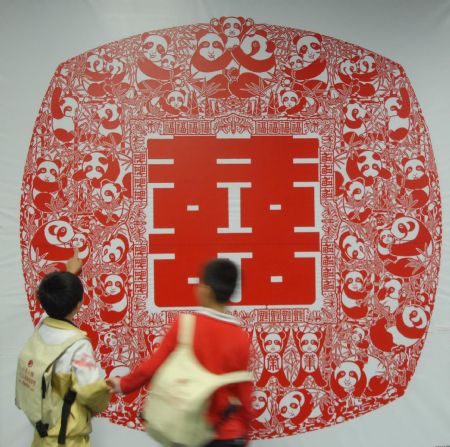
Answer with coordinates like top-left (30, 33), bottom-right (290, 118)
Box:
top-left (35, 421), bottom-right (49, 438)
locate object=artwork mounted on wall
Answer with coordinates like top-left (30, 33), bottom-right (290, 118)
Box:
top-left (20, 16), bottom-right (441, 439)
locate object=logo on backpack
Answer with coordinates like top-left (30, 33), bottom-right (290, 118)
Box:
top-left (16, 321), bottom-right (87, 444)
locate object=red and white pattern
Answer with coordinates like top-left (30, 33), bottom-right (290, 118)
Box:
top-left (20, 18), bottom-right (441, 438)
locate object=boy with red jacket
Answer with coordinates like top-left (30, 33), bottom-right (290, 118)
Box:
top-left (108, 259), bottom-right (254, 446)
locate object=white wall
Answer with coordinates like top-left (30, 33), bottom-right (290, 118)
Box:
top-left (1, 1), bottom-right (449, 446)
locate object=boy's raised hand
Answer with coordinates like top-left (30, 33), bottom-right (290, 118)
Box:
top-left (66, 249), bottom-right (83, 275)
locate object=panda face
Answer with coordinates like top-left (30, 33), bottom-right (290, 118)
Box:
top-left (263, 333), bottom-right (283, 353)
top-left (289, 54), bottom-right (303, 70)
top-left (341, 233), bottom-right (365, 260)
top-left (356, 151), bottom-right (382, 180)
top-left (404, 159), bottom-right (425, 180)
top-left (161, 54), bottom-right (175, 70)
top-left (100, 181), bottom-right (121, 203)
top-left (382, 278), bottom-right (402, 299)
top-left (279, 392), bottom-right (304, 419)
top-left (103, 332), bottom-right (118, 348)
top-left (104, 274), bottom-right (124, 296)
top-left (105, 57), bottom-right (124, 76)
top-left (167, 91), bottom-right (184, 109)
top-left (198, 33), bottom-right (225, 61)
top-left (402, 306), bottom-right (427, 330)
top-left (351, 327), bottom-right (365, 343)
top-left (345, 179), bottom-right (365, 201)
top-left (37, 160), bottom-right (60, 182)
top-left (296, 35), bottom-right (322, 64)
top-left (282, 91), bottom-right (299, 109)
top-left (339, 58), bottom-right (357, 78)
top-left (335, 361), bottom-right (361, 389)
top-left (44, 219), bottom-right (74, 247)
top-left (300, 333), bottom-right (320, 353)
top-left (102, 235), bottom-right (127, 263)
top-left (345, 271), bottom-right (364, 292)
top-left (356, 55), bottom-right (375, 75)
top-left (71, 232), bottom-right (87, 249)
top-left (390, 216), bottom-right (419, 242)
top-left (222, 18), bottom-right (242, 37)
top-left (82, 152), bottom-right (109, 181)
top-left (251, 391), bottom-right (267, 411)
top-left (143, 35), bottom-right (168, 62)
top-left (86, 52), bottom-right (105, 73)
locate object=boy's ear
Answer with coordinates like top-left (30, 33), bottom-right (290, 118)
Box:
top-left (198, 282), bottom-right (212, 296)
top-left (66, 299), bottom-right (83, 319)
top-left (195, 282), bottom-right (211, 305)
top-left (205, 284), bottom-right (216, 302)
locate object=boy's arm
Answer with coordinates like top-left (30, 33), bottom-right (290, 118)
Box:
top-left (118, 319), bottom-right (179, 394)
top-left (66, 249), bottom-right (83, 275)
top-left (70, 340), bottom-right (111, 414)
top-left (63, 250), bottom-right (110, 412)
top-left (73, 380), bottom-right (111, 414)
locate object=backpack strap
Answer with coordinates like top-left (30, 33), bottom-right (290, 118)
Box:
top-left (57, 389), bottom-right (77, 445)
top-left (219, 370), bottom-right (254, 385)
top-left (177, 313), bottom-right (196, 346)
top-left (46, 332), bottom-right (86, 445)
top-left (176, 314), bottom-right (253, 385)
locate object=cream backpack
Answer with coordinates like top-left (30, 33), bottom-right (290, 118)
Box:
top-left (15, 320), bottom-right (86, 443)
top-left (142, 313), bottom-right (253, 447)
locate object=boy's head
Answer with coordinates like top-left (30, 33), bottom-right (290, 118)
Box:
top-left (37, 271), bottom-right (83, 319)
top-left (198, 258), bottom-right (238, 305)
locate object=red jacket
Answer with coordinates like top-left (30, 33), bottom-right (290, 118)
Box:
top-left (120, 308), bottom-right (254, 440)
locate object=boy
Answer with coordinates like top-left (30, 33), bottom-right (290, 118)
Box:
top-left (108, 258), bottom-right (254, 446)
top-left (16, 250), bottom-right (111, 447)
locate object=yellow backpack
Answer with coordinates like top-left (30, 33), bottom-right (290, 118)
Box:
top-left (142, 313), bottom-right (253, 447)
top-left (15, 320), bottom-right (86, 444)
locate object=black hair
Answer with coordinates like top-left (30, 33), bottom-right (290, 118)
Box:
top-left (36, 271), bottom-right (84, 319)
top-left (202, 258), bottom-right (238, 304)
